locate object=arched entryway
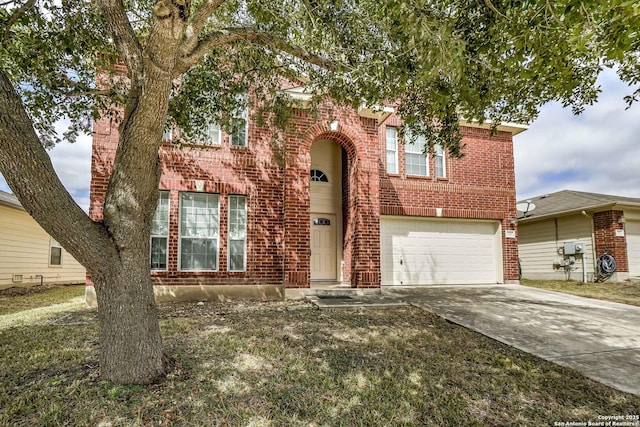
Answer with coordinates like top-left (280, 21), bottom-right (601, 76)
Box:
top-left (310, 139), bottom-right (346, 282)
top-left (283, 119), bottom-right (380, 289)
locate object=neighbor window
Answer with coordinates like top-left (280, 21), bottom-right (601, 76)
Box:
top-left (405, 129), bottom-right (428, 176)
top-left (228, 195), bottom-right (247, 271)
top-left (49, 238), bottom-right (62, 266)
top-left (435, 144), bottom-right (446, 178)
top-left (150, 191), bottom-right (170, 270)
top-left (231, 94), bottom-right (248, 147)
top-left (386, 126), bottom-right (398, 174)
top-left (179, 192), bottom-right (219, 271)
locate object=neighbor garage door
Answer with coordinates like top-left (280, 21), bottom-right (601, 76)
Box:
top-left (626, 220), bottom-right (640, 276)
top-left (380, 216), bottom-right (502, 286)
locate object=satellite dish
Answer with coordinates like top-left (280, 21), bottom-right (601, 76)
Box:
top-left (516, 200), bottom-right (536, 217)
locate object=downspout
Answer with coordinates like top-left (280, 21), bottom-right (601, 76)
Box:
top-left (582, 210), bottom-right (596, 282)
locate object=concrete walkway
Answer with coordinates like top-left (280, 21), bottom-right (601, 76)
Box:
top-left (384, 284), bottom-right (640, 396)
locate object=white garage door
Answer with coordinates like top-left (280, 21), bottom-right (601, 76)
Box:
top-left (380, 216), bottom-right (502, 286)
top-left (626, 220), bottom-right (640, 276)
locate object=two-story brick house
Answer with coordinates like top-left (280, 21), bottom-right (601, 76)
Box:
top-left (87, 88), bottom-right (525, 304)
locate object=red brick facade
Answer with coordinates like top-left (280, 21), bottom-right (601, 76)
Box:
top-left (594, 210), bottom-right (629, 272)
top-left (89, 97), bottom-right (520, 291)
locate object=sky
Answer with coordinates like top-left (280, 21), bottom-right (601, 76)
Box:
top-left (1, 67), bottom-right (639, 210)
top-left (514, 67), bottom-right (640, 201)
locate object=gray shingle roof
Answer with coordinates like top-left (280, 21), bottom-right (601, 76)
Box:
top-left (0, 190), bottom-right (23, 210)
top-left (517, 190), bottom-right (640, 221)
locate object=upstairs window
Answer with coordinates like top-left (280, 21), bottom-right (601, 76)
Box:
top-left (386, 126), bottom-right (398, 174)
top-left (203, 122), bottom-right (222, 145)
top-left (184, 121), bottom-right (221, 145)
top-left (150, 191), bottom-right (170, 270)
top-left (435, 144), bottom-right (446, 178)
top-left (405, 130), bottom-right (428, 176)
top-left (162, 126), bottom-right (173, 141)
top-left (310, 169), bottom-right (329, 182)
top-left (231, 94), bottom-right (248, 147)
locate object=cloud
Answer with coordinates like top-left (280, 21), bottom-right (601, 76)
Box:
top-left (514, 68), bottom-right (640, 200)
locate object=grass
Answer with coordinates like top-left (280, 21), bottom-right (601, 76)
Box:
top-left (1, 287), bottom-right (639, 426)
top-left (0, 284), bottom-right (86, 315)
top-left (521, 279), bottom-right (640, 307)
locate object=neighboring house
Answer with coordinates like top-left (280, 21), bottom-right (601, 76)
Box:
top-left (517, 190), bottom-right (640, 282)
top-left (88, 90), bottom-right (526, 304)
top-left (0, 190), bottom-right (85, 290)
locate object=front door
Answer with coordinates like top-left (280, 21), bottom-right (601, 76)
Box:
top-left (311, 213), bottom-right (337, 280)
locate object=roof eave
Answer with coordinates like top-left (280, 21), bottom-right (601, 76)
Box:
top-left (518, 201), bottom-right (640, 222)
top-left (0, 198), bottom-right (24, 211)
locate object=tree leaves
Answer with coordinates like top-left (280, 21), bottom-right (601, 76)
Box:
top-left (1, 0), bottom-right (638, 152)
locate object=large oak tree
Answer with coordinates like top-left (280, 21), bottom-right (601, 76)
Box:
top-left (1, 0), bottom-right (638, 384)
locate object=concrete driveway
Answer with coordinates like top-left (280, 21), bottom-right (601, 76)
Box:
top-left (384, 284), bottom-right (640, 396)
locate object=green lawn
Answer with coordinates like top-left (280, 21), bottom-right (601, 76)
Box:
top-left (1, 286), bottom-right (639, 426)
top-left (521, 279), bottom-right (640, 307)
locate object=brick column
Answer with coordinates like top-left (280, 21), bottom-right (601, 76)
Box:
top-left (350, 158), bottom-right (381, 288)
top-left (594, 210), bottom-right (628, 272)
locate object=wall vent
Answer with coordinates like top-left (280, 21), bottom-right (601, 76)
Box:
top-left (12, 274), bottom-right (23, 283)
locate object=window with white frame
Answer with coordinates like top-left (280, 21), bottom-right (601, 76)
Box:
top-left (184, 120), bottom-right (221, 145)
top-left (228, 195), bottom-right (247, 271)
top-left (162, 125), bottom-right (173, 141)
top-left (179, 192), bottom-right (219, 271)
top-left (203, 121), bottom-right (222, 145)
top-left (50, 238), bottom-right (62, 266)
top-left (435, 144), bottom-right (446, 178)
top-left (386, 126), bottom-right (398, 174)
top-left (150, 191), bottom-right (170, 270)
top-left (405, 130), bottom-right (428, 176)
top-left (231, 94), bottom-right (248, 147)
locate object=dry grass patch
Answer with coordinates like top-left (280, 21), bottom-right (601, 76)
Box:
top-left (0, 288), bottom-right (639, 426)
top-left (521, 279), bottom-right (640, 307)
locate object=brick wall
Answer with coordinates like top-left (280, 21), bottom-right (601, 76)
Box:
top-left (594, 210), bottom-right (628, 272)
top-left (89, 97), bottom-right (520, 289)
top-left (90, 103), bottom-right (286, 287)
top-left (378, 119), bottom-right (519, 281)
top-left (284, 102), bottom-right (382, 288)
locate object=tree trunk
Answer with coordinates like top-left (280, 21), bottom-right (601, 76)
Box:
top-left (93, 254), bottom-right (164, 384)
top-left (1, 2), bottom-right (190, 385)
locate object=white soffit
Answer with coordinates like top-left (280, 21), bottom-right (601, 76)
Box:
top-left (358, 105), bottom-right (395, 125)
top-left (281, 86), bottom-right (314, 108)
top-left (460, 119), bottom-right (529, 135)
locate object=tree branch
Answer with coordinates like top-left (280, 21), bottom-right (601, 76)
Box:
top-left (483, 0), bottom-right (507, 19)
top-left (176, 27), bottom-right (341, 75)
top-left (96, 0), bottom-right (143, 76)
top-left (0, 70), bottom-right (119, 275)
top-left (179, 0), bottom-right (227, 57)
top-left (2, 0), bottom-right (35, 43)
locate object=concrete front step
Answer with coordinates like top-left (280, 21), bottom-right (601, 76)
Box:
top-left (285, 286), bottom-right (381, 300)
